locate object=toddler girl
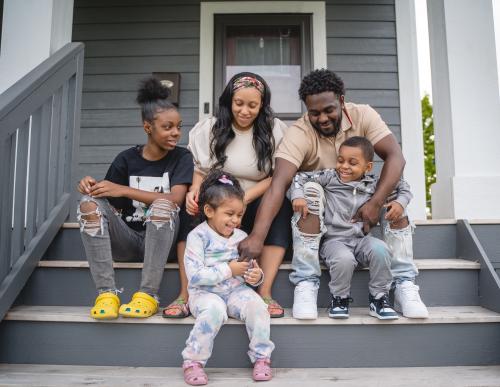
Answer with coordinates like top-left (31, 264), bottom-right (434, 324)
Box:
top-left (182, 170), bottom-right (274, 385)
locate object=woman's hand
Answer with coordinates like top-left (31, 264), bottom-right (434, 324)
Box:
top-left (229, 260), bottom-right (250, 277)
top-left (78, 176), bottom-right (97, 194)
top-left (384, 200), bottom-right (404, 222)
top-left (88, 180), bottom-right (125, 198)
top-left (186, 189), bottom-right (199, 215)
top-left (244, 260), bottom-right (264, 286)
top-left (292, 198), bottom-right (309, 219)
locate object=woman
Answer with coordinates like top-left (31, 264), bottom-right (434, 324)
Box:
top-left (163, 72), bottom-right (292, 319)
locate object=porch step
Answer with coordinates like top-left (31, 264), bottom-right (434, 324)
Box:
top-left (36, 258), bottom-right (481, 270)
top-left (1, 364), bottom-right (500, 387)
top-left (1, 305), bottom-right (499, 367)
top-left (43, 221), bottom-right (461, 261)
top-left (15, 259), bottom-right (480, 308)
top-left (5, 305), bottom-right (499, 325)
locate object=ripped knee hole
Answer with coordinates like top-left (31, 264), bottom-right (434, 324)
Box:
top-left (77, 199), bottom-right (104, 235)
top-left (146, 199), bottom-right (179, 228)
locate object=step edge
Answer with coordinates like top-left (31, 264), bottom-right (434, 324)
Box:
top-left (37, 259), bottom-right (481, 270)
top-left (5, 306), bottom-right (499, 326)
top-left (62, 219), bottom-right (468, 229)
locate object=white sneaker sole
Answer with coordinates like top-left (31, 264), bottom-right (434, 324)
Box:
top-left (394, 301), bottom-right (429, 319)
top-left (328, 313), bottom-right (349, 319)
top-left (369, 309), bottom-right (399, 320)
top-left (292, 307), bottom-right (318, 320)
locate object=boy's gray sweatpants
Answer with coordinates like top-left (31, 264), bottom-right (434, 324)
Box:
top-left (77, 195), bottom-right (179, 295)
top-left (289, 182), bottom-right (419, 289)
top-left (320, 235), bottom-right (393, 297)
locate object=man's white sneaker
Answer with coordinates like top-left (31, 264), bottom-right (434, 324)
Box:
top-left (292, 281), bottom-right (319, 319)
top-left (394, 281), bottom-right (429, 318)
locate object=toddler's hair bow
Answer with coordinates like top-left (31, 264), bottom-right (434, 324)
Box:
top-left (218, 175), bottom-right (234, 185)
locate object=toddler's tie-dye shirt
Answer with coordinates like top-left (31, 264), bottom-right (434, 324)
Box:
top-left (184, 221), bottom-right (247, 294)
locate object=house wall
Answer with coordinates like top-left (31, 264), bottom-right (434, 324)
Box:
top-left (73, 0), bottom-right (399, 180)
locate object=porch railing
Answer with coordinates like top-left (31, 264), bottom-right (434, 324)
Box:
top-left (457, 220), bottom-right (500, 313)
top-left (0, 43), bottom-right (84, 320)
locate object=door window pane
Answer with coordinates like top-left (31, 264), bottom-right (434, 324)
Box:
top-left (225, 25), bottom-right (303, 114)
top-left (226, 65), bottom-right (301, 114)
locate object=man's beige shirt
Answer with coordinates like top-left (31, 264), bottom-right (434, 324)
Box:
top-left (275, 102), bottom-right (392, 171)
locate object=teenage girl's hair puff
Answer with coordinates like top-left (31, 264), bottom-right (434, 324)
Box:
top-left (198, 170), bottom-right (245, 224)
top-left (136, 77), bottom-right (176, 123)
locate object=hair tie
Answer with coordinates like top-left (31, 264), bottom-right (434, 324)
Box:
top-left (233, 76), bottom-right (265, 95)
top-left (218, 175), bottom-right (234, 185)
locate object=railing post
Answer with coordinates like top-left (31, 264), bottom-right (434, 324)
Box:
top-left (68, 50), bottom-right (84, 221)
top-left (0, 43), bottom-right (84, 321)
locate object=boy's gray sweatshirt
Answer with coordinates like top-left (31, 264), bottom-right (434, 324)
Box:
top-left (290, 169), bottom-right (413, 242)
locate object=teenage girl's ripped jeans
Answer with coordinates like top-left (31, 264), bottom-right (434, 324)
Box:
top-left (289, 183), bottom-right (418, 287)
top-left (77, 195), bottom-right (179, 295)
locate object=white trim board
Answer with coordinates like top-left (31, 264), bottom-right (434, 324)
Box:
top-left (199, 1), bottom-right (327, 121)
top-left (395, 0), bottom-right (427, 220)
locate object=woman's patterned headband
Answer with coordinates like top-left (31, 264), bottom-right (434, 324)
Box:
top-left (232, 76), bottom-right (265, 95)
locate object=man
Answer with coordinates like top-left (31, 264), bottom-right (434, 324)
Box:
top-left (238, 69), bottom-right (428, 319)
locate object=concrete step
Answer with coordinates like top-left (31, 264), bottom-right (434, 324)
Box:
top-left (1, 305), bottom-right (499, 367)
top-left (16, 259), bottom-right (480, 308)
top-left (43, 221), bottom-right (460, 261)
top-left (1, 364), bottom-right (500, 386)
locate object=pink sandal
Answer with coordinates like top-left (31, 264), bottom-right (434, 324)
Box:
top-left (183, 361), bottom-right (208, 386)
top-left (253, 358), bottom-right (272, 381)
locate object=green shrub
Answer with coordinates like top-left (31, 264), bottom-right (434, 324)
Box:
top-left (422, 94), bottom-right (435, 217)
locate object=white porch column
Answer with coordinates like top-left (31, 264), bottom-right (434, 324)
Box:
top-left (427, 0), bottom-right (500, 219)
top-left (0, 0), bottom-right (74, 93)
top-left (395, 0), bottom-right (427, 220)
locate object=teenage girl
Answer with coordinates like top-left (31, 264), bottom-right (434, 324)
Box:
top-left (77, 77), bottom-right (193, 319)
top-left (182, 170), bottom-right (274, 385)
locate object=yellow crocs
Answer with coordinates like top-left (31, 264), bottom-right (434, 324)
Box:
top-left (90, 292), bottom-right (120, 320)
top-left (119, 291), bottom-right (159, 318)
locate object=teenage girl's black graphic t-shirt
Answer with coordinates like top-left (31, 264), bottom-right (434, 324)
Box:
top-left (104, 145), bottom-right (193, 231)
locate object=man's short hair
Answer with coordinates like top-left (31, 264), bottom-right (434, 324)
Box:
top-left (341, 136), bottom-right (374, 162)
top-left (299, 69), bottom-right (345, 102)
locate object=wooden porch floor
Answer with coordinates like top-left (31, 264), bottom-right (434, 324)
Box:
top-left (0, 364), bottom-right (499, 386)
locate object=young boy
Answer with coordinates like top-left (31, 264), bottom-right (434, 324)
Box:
top-left (290, 136), bottom-right (413, 320)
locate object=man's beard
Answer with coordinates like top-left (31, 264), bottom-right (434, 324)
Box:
top-left (312, 115), bottom-right (342, 137)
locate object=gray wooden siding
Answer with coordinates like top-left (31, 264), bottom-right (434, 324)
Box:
top-left (73, 0), bottom-right (399, 181)
top-left (73, 0), bottom-right (200, 180)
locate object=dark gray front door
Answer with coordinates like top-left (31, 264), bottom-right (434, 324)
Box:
top-left (214, 14), bottom-right (312, 120)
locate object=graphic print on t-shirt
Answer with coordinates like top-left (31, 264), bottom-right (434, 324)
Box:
top-left (127, 173), bottom-right (170, 222)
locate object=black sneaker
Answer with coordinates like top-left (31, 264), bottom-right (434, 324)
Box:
top-left (369, 294), bottom-right (399, 320)
top-left (328, 296), bottom-right (352, 319)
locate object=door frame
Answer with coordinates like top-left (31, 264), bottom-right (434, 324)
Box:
top-left (199, 1), bottom-right (327, 121)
